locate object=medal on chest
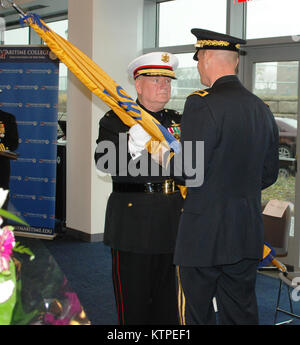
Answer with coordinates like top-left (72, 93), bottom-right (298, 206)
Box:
top-left (167, 121), bottom-right (181, 140)
top-left (0, 121), bottom-right (5, 139)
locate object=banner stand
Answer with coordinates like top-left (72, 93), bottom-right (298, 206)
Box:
top-left (0, 45), bottom-right (59, 239)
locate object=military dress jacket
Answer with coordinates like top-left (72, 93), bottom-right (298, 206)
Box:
top-left (94, 102), bottom-right (183, 254)
top-left (0, 110), bottom-right (19, 190)
top-left (173, 75), bottom-right (279, 267)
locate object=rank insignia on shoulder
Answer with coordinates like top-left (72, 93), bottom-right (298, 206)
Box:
top-left (190, 90), bottom-right (209, 97)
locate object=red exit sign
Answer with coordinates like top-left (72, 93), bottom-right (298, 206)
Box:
top-left (233, 0), bottom-right (252, 3)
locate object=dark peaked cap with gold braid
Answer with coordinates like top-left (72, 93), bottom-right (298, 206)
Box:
top-left (191, 28), bottom-right (246, 61)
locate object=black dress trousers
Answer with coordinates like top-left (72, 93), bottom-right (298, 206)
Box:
top-left (177, 259), bottom-right (259, 325)
top-left (112, 249), bottom-right (178, 325)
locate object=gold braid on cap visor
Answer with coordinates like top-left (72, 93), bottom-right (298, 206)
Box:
top-left (135, 68), bottom-right (176, 79)
top-left (195, 40), bottom-right (234, 48)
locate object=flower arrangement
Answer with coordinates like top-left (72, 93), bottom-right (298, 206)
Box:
top-left (0, 188), bottom-right (34, 325)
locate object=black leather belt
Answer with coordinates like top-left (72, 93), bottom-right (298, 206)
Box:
top-left (113, 179), bottom-right (178, 194)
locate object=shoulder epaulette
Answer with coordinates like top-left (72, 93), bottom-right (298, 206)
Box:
top-left (189, 90), bottom-right (209, 97)
top-left (164, 109), bottom-right (180, 115)
top-left (264, 102), bottom-right (270, 108)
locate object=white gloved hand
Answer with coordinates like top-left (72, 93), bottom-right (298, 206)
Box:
top-left (0, 188), bottom-right (8, 209)
top-left (151, 142), bottom-right (170, 166)
top-left (128, 124), bottom-right (151, 160)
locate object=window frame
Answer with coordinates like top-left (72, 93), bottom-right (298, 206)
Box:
top-left (143, 0), bottom-right (300, 86)
top-left (4, 13), bottom-right (68, 45)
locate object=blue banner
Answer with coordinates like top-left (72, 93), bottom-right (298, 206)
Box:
top-left (0, 46), bottom-right (59, 238)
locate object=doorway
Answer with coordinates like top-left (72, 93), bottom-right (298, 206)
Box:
top-left (243, 44), bottom-right (300, 270)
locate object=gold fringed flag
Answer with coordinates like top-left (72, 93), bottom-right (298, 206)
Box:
top-left (19, 13), bottom-right (180, 155)
top-left (259, 242), bottom-right (287, 273)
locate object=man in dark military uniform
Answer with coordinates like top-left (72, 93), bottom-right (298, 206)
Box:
top-left (0, 110), bottom-right (19, 213)
top-left (94, 52), bottom-right (183, 325)
top-left (153, 29), bottom-right (279, 325)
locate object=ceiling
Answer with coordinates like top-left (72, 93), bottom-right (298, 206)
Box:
top-left (0, 0), bottom-right (174, 28)
top-left (0, 0), bottom-right (68, 27)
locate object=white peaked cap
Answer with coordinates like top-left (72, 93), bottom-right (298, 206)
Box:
top-left (127, 52), bottom-right (179, 79)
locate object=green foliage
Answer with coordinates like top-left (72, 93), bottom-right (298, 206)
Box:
top-left (0, 260), bottom-right (17, 325)
top-left (262, 175), bottom-right (295, 205)
top-left (13, 242), bottom-right (35, 261)
top-left (10, 277), bottom-right (38, 325)
top-left (0, 209), bottom-right (29, 226)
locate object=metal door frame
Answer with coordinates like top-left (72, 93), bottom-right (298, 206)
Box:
top-left (242, 43), bottom-right (300, 270)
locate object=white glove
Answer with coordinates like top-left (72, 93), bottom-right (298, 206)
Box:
top-left (128, 124), bottom-right (151, 160)
top-left (0, 188), bottom-right (8, 209)
top-left (151, 142), bottom-right (170, 166)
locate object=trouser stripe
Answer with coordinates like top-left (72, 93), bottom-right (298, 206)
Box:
top-left (176, 265), bottom-right (186, 325)
top-left (112, 249), bottom-right (125, 325)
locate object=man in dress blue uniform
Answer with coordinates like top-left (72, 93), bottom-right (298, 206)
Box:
top-left (150, 29), bottom-right (279, 325)
top-left (94, 52), bottom-right (183, 325)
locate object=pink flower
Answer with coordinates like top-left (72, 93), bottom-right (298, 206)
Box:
top-left (0, 227), bottom-right (15, 272)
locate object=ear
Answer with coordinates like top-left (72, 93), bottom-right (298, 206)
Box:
top-left (203, 50), bottom-right (211, 68)
top-left (236, 55), bottom-right (240, 68)
top-left (204, 50), bottom-right (213, 60)
top-left (135, 77), bottom-right (142, 95)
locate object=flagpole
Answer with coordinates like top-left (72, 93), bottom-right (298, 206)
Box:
top-left (11, 2), bottom-right (26, 17)
top-left (0, 0), bottom-right (26, 17)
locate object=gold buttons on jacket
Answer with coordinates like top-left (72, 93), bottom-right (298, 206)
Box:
top-left (128, 203), bottom-right (133, 207)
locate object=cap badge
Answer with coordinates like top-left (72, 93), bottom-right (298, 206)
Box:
top-left (161, 53), bottom-right (170, 63)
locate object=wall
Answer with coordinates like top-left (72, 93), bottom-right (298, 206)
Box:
top-left (66, 0), bottom-right (144, 240)
top-left (262, 97), bottom-right (298, 119)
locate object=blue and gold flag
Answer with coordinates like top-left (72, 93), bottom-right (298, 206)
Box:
top-left (20, 13), bottom-right (180, 155)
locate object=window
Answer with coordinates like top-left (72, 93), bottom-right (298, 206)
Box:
top-left (46, 19), bottom-right (68, 92)
top-left (4, 27), bottom-right (29, 45)
top-left (253, 61), bottom-right (299, 98)
top-left (247, 0), bottom-right (300, 40)
top-left (253, 60), bottom-right (298, 206)
top-left (46, 19), bottom-right (68, 118)
top-left (46, 19), bottom-right (68, 40)
top-left (158, 0), bottom-right (227, 47)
